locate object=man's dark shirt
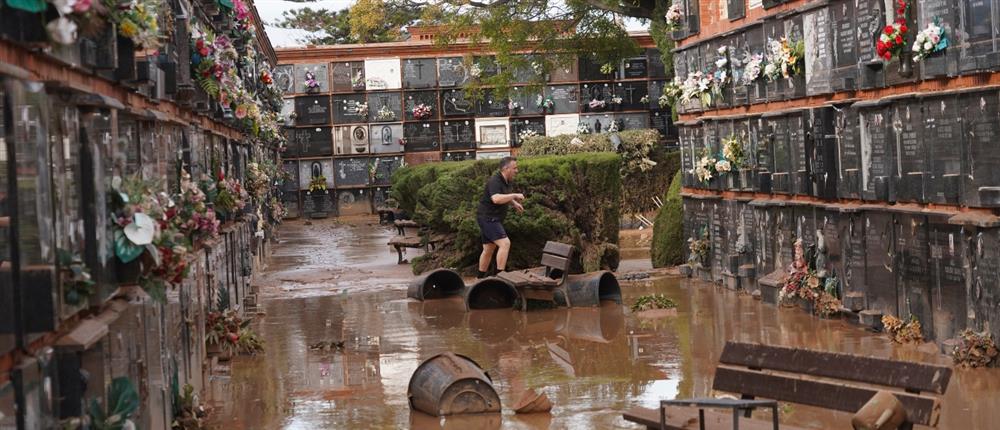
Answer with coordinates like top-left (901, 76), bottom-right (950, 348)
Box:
top-left (477, 172), bottom-right (512, 220)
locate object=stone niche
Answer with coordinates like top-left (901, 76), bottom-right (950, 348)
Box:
top-left (476, 89), bottom-right (509, 117)
top-left (404, 90), bottom-right (440, 121)
top-left (366, 91), bottom-right (403, 123)
top-left (331, 94), bottom-right (367, 125)
top-left (751, 117), bottom-right (771, 193)
top-left (369, 123), bottom-right (404, 153)
top-left (441, 88), bottom-right (475, 117)
top-left (678, 122), bottom-right (696, 187)
top-left (403, 122), bottom-right (441, 152)
top-left (959, 0), bottom-right (1000, 73)
top-left (544, 85), bottom-right (580, 115)
top-left (809, 107), bottom-right (838, 200)
top-left (763, 16), bottom-right (788, 102)
top-left (294, 63), bottom-right (329, 94)
top-left (855, 0), bottom-right (886, 89)
top-left (437, 57), bottom-right (470, 87)
top-left (333, 157), bottom-right (370, 187)
top-left (331, 61), bottom-right (365, 93)
top-left (961, 88), bottom-right (1000, 207)
top-left (888, 95), bottom-right (927, 203)
top-left (647, 48), bottom-right (667, 79)
top-left (289, 126), bottom-right (333, 157)
top-left (294, 95), bottom-right (331, 126)
top-left (895, 212), bottom-right (932, 339)
top-left (613, 81), bottom-right (649, 111)
top-left (803, 4), bottom-right (833, 96)
top-left (509, 117), bottom-right (545, 147)
top-left (441, 120), bottom-right (476, 151)
top-left (402, 58), bottom-right (437, 89)
top-left (923, 93), bottom-right (963, 205)
top-left (930, 217), bottom-right (966, 342)
top-left (509, 86), bottom-right (544, 116)
top-left (298, 159), bottom-right (335, 190)
top-left (917, 0), bottom-right (961, 79)
top-left (835, 103), bottom-right (862, 199)
top-left (764, 112), bottom-right (791, 194)
top-left (333, 125), bottom-right (369, 156)
top-left (746, 24), bottom-right (769, 104)
top-left (580, 82), bottom-right (613, 113)
top-left (830, 0), bottom-right (859, 91)
top-left (787, 109), bottom-right (811, 196)
top-left (857, 99), bottom-right (894, 202)
top-left (862, 210), bottom-right (897, 317)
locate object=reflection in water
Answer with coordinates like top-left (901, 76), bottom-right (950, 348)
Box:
top-left (209, 277), bottom-right (1000, 429)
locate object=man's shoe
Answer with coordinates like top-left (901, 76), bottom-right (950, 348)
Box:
top-left (477, 270), bottom-right (487, 279)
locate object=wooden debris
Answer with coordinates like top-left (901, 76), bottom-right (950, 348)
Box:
top-left (851, 391), bottom-right (907, 430)
top-left (514, 389), bottom-right (552, 414)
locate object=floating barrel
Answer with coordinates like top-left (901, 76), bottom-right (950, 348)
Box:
top-left (407, 268), bottom-right (466, 300)
top-left (554, 306), bottom-right (625, 343)
top-left (407, 352), bottom-right (501, 416)
top-left (465, 277), bottom-right (520, 310)
top-left (555, 271), bottom-right (622, 307)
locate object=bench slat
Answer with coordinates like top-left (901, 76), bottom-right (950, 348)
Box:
top-left (713, 366), bottom-right (941, 426)
top-left (719, 342), bottom-right (952, 394)
top-left (540, 253), bottom-right (570, 272)
top-left (543, 241), bottom-right (575, 258)
top-left (387, 236), bottom-right (422, 247)
top-left (622, 406), bottom-right (811, 430)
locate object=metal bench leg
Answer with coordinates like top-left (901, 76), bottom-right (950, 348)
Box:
top-left (395, 246), bottom-right (404, 264)
top-left (741, 394), bottom-right (754, 418)
top-left (732, 408), bottom-right (739, 430)
top-left (699, 409), bottom-right (706, 430)
top-left (771, 405), bottom-right (779, 430)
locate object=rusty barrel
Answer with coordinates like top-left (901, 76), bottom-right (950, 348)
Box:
top-left (465, 277), bottom-right (520, 310)
top-left (555, 271), bottom-right (622, 307)
top-left (407, 268), bottom-right (466, 301)
top-left (407, 352), bottom-right (501, 416)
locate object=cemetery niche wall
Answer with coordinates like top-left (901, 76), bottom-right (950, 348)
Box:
top-left (671, 0), bottom-right (1000, 349)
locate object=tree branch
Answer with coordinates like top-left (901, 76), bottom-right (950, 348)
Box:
top-left (579, 0), bottom-right (653, 19)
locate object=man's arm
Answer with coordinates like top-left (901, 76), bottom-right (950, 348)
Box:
top-left (491, 193), bottom-right (524, 205)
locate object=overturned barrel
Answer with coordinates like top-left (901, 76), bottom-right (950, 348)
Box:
top-left (408, 352), bottom-right (501, 416)
top-left (465, 277), bottom-right (520, 310)
top-left (408, 268), bottom-right (466, 301)
top-left (556, 271), bottom-right (622, 307)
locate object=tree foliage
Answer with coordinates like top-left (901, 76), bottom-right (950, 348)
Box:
top-left (274, 8), bottom-right (354, 45)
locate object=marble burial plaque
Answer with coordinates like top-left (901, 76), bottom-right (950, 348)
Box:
top-left (783, 13), bottom-right (808, 99)
top-left (281, 161), bottom-right (299, 193)
top-left (774, 206), bottom-right (796, 272)
top-left (404, 122), bottom-right (441, 152)
top-left (333, 157), bottom-right (370, 187)
top-left (371, 156), bottom-right (403, 186)
top-left (959, 0), bottom-right (1000, 72)
top-left (961, 90), bottom-right (1000, 207)
top-left (580, 113), bottom-right (615, 134)
top-left (476, 118), bottom-right (510, 148)
top-left (367, 91), bottom-right (403, 123)
top-left (546, 85), bottom-right (580, 114)
top-left (768, 116), bottom-right (792, 193)
top-left (298, 159), bottom-right (335, 190)
top-left (549, 57), bottom-right (579, 82)
top-left (615, 81), bottom-right (648, 111)
top-left (837, 212), bottom-right (865, 299)
top-left (673, 49), bottom-right (688, 87)
top-left (332, 94), bottom-right (367, 124)
top-left (289, 127), bottom-right (333, 157)
top-left (509, 86), bottom-right (544, 116)
top-left (831, 0), bottom-right (859, 91)
top-left (405, 150), bottom-right (442, 166)
top-left (753, 205), bottom-right (776, 275)
top-left (648, 81), bottom-right (668, 111)
top-left (711, 201), bottom-right (729, 277)
top-left (795, 205), bottom-right (817, 248)
top-left (282, 128), bottom-right (300, 157)
top-left (728, 0), bottom-right (746, 20)
top-left (859, 103), bottom-right (894, 202)
top-left (545, 114), bottom-right (580, 136)
top-left (891, 98), bottom-right (927, 203)
top-left (764, 18), bottom-right (788, 101)
top-left (369, 123), bottom-right (405, 153)
top-left (745, 25), bottom-right (769, 104)
top-left (623, 57), bottom-right (648, 78)
top-left (441, 88), bottom-right (475, 117)
top-left (579, 56), bottom-right (613, 81)
top-left (274, 65), bottom-right (295, 94)
top-left (923, 95), bottom-right (963, 205)
top-left (896, 214), bottom-right (932, 337)
top-left (809, 107), bottom-right (838, 200)
top-left (301, 190), bottom-right (334, 218)
top-left (442, 120), bottom-right (476, 151)
top-left (863, 211), bottom-right (898, 316)
top-left (856, 0), bottom-right (886, 88)
top-left (679, 124), bottom-right (695, 186)
top-left (647, 48), bottom-right (667, 79)
top-left (295, 95), bottom-right (331, 125)
top-left (971, 228), bottom-right (1000, 340)
top-left (818, 210), bottom-right (844, 284)
top-left (510, 118), bottom-right (545, 147)
top-left (331, 61), bottom-right (365, 93)
top-left (437, 57), bottom-right (470, 87)
top-left (918, 0), bottom-right (959, 79)
top-left (787, 111), bottom-right (811, 195)
top-left (930, 221), bottom-right (966, 341)
top-left (615, 113), bottom-right (648, 131)
top-left (405, 91), bottom-right (439, 121)
top-left (476, 89), bottom-right (510, 117)
top-left (836, 105), bottom-right (862, 199)
top-left (280, 98), bottom-right (295, 126)
top-left (333, 125), bottom-right (369, 156)
top-left (443, 150), bottom-right (476, 161)
top-left (804, 6), bottom-right (833, 96)
top-left (511, 54), bottom-right (542, 83)
top-left (743, 117), bottom-right (761, 191)
top-left (372, 187), bottom-right (391, 209)
top-left (726, 34), bottom-right (749, 105)
top-left (477, 151), bottom-right (511, 160)
top-left (294, 63), bottom-right (328, 94)
top-left (581, 83), bottom-right (612, 113)
top-left (364, 58), bottom-right (401, 90)
top-left (282, 192), bottom-right (300, 219)
top-left (403, 58), bottom-right (437, 89)
top-left (336, 189), bottom-right (370, 216)
top-left (474, 56), bottom-right (500, 79)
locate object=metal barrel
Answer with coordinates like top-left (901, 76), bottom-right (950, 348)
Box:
top-left (465, 277), bottom-right (520, 310)
top-left (553, 305), bottom-right (625, 343)
top-left (407, 352), bottom-right (502, 416)
top-left (555, 271), bottom-right (622, 307)
top-left (407, 268), bottom-right (466, 301)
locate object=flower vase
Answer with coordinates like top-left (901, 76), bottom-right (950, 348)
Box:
top-left (898, 52), bottom-right (913, 78)
top-left (306, 86), bottom-right (320, 94)
top-left (115, 258), bottom-right (143, 285)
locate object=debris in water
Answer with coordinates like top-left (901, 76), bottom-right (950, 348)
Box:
top-left (513, 389), bottom-right (552, 414)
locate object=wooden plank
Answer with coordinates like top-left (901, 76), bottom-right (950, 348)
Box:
top-left (712, 367), bottom-right (941, 426)
top-left (542, 241), bottom-right (575, 257)
top-left (718, 342), bottom-right (952, 394)
top-left (540, 253), bottom-right (571, 272)
top-left (623, 406), bottom-right (811, 430)
top-left (387, 236), bottom-right (422, 247)
top-left (394, 220), bottom-right (419, 228)
top-left (519, 289), bottom-right (555, 301)
top-left (497, 271), bottom-right (532, 287)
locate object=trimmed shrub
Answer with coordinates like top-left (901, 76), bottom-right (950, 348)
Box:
top-left (651, 170), bottom-right (683, 268)
top-left (391, 153), bottom-right (621, 274)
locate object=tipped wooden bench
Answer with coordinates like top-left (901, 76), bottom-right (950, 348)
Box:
top-left (623, 341), bottom-right (953, 429)
top-left (496, 241), bottom-right (573, 310)
top-left (387, 234), bottom-right (444, 264)
top-left (394, 219), bottom-right (419, 235)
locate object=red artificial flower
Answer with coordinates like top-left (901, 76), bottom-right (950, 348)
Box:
top-left (899, 24), bottom-right (907, 33)
top-left (884, 25), bottom-right (893, 35)
top-left (895, 35), bottom-right (903, 44)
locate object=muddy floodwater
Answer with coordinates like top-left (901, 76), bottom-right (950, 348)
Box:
top-left (208, 219), bottom-right (1000, 429)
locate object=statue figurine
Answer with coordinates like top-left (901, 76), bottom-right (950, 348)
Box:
top-left (814, 229), bottom-right (828, 278)
top-left (791, 238), bottom-right (807, 272)
top-left (735, 217), bottom-right (751, 255)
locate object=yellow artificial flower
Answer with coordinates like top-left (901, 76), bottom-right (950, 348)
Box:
top-left (120, 20), bottom-right (138, 37)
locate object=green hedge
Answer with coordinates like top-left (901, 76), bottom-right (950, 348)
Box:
top-left (391, 153), bottom-right (621, 274)
top-left (518, 129), bottom-right (679, 214)
top-left (651, 170), bottom-right (684, 268)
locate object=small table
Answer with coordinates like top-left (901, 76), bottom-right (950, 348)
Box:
top-left (659, 398), bottom-right (779, 430)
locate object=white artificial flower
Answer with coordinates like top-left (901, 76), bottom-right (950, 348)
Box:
top-left (124, 213), bottom-right (156, 245)
top-left (50, 0), bottom-right (77, 15)
top-left (716, 58), bottom-right (728, 68)
top-left (47, 17), bottom-right (78, 45)
top-left (717, 46), bottom-right (727, 55)
top-left (715, 159), bottom-right (732, 173)
top-left (924, 42), bottom-right (933, 50)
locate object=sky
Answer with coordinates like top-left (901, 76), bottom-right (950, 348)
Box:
top-left (257, 0), bottom-right (650, 48)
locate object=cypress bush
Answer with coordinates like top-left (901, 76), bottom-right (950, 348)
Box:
top-left (651, 169), bottom-right (684, 268)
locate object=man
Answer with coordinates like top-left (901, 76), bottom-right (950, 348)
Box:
top-left (476, 156), bottom-right (524, 278)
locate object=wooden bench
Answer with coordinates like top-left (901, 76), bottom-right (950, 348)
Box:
top-left (394, 219), bottom-right (419, 235)
top-left (375, 206), bottom-right (396, 225)
top-left (623, 341), bottom-right (953, 429)
top-left (497, 241), bottom-right (573, 310)
top-left (387, 234), bottom-right (444, 264)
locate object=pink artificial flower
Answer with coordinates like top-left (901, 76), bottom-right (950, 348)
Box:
top-left (72, 0), bottom-right (91, 13)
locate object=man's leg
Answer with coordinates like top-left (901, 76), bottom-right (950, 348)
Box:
top-left (495, 237), bottom-right (511, 272)
top-left (479, 243), bottom-right (497, 276)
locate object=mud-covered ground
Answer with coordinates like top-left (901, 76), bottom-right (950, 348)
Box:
top-left (207, 217), bottom-right (1000, 429)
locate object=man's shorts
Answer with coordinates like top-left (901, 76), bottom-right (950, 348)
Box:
top-left (477, 216), bottom-right (507, 244)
